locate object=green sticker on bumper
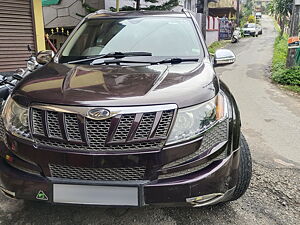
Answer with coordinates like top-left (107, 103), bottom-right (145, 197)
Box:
top-left (36, 190), bottom-right (48, 201)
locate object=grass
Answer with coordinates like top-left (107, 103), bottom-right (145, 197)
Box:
top-left (208, 40), bottom-right (230, 54)
top-left (272, 33), bottom-right (288, 70)
top-left (273, 18), bottom-right (281, 33)
top-left (283, 85), bottom-right (300, 93)
top-left (271, 18), bottom-right (300, 94)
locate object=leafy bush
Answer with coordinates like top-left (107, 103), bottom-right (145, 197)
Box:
top-left (208, 40), bottom-right (230, 54)
top-left (272, 67), bottom-right (300, 86)
top-left (248, 15), bottom-right (256, 23)
top-left (271, 18), bottom-right (300, 92)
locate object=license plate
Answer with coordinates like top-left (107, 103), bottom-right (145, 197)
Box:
top-left (53, 184), bottom-right (139, 206)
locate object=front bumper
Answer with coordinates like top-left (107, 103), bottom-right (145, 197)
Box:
top-left (0, 147), bottom-right (240, 207)
top-left (0, 84), bottom-right (242, 207)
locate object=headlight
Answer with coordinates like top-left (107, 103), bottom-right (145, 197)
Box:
top-left (2, 96), bottom-right (31, 140)
top-left (167, 93), bottom-right (227, 145)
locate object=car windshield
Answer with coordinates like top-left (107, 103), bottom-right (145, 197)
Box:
top-left (60, 17), bottom-right (204, 62)
top-left (244, 24), bottom-right (256, 28)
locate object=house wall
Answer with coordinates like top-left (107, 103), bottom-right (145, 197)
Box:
top-left (209, 0), bottom-right (237, 9)
top-left (193, 13), bottom-right (220, 46)
top-left (0, 0), bottom-right (45, 72)
top-left (206, 16), bottom-right (219, 46)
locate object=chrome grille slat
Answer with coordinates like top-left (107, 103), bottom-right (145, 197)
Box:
top-left (30, 105), bottom-right (175, 152)
top-left (49, 164), bottom-right (146, 181)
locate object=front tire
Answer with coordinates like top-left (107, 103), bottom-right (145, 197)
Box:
top-left (226, 133), bottom-right (252, 201)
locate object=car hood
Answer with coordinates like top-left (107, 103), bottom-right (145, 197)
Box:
top-left (14, 61), bottom-right (219, 108)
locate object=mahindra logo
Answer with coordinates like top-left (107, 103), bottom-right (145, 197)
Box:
top-left (87, 108), bottom-right (111, 120)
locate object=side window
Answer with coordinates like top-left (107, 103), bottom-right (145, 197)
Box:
top-left (69, 32), bottom-right (89, 55)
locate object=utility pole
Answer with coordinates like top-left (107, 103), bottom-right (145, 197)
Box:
top-left (116, 0), bottom-right (120, 12)
top-left (201, 0), bottom-right (208, 40)
top-left (136, 0), bottom-right (141, 10)
top-left (286, 0), bottom-right (300, 68)
top-left (236, 0), bottom-right (240, 26)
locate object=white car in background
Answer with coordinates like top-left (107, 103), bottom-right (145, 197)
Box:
top-left (255, 12), bottom-right (262, 20)
top-left (242, 23), bottom-right (259, 37)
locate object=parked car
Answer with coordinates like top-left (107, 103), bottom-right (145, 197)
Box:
top-left (0, 10), bottom-right (252, 207)
top-left (243, 23), bottom-right (259, 37)
top-left (255, 12), bottom-right (262, 20)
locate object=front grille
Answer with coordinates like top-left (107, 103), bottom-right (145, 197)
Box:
top-left (113, 114), bottom-right (135, 141)
top-left (155, 111), bottom-right (174, 137)
top-left (134, 113), bottom-right (156, 139)
top-left (163, 119), bottom-right (228, 169)
top-left (32, 109), bottom-right (44, 136)
top-left (0, 118), bottom-right (5, 140)
top-left (47, 111), bottom-right (62, 138)
top-left (49, 164), bottom-right (146, 181)
top-left (65, 113), bottom-right (82, 141)
top-left (0, 118), bottom-right (5, 141)
top-left (30, 106), bottom-right (175, 152)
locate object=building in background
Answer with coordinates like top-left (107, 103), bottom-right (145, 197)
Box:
top-left (42, 0), bottom-right (89, 50)
top-left (254, 0), bottom-right (271, 13)
top-left (0, 0), bottom-right (45, 73)
top-left (105, 0), bottom-right (170, 10)
top-left (209, 0), bottom-right (238, 19)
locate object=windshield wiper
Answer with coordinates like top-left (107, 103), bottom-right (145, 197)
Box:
top-left (152, 58), bottom-right (199, 65)
top-left (67, 51), bottom-right (152, 64)
top-left (91, 57), bottom-right (199, 65)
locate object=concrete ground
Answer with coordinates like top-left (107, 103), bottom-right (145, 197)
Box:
top-left (0, 15), bottom-right (299, 225)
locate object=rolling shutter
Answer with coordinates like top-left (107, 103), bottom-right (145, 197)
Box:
top-left (0, 0), bottom-right (36, 72)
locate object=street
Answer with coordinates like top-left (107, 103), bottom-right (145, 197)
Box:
top-left (0, 15), bottom-right (299, 225)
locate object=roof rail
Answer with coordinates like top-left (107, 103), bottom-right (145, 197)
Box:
top-left (171, 6), bottom-right (191, 17)
top-left (95, 9), bottom-right (112, 14)
top-left (181, 8), bottom-right (192, 17)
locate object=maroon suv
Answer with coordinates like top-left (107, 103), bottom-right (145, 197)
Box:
top-left (0, 10), bottom-right (252, 207)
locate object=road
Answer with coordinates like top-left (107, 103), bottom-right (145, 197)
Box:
top-left (0, 16), bottom-right (299, 225)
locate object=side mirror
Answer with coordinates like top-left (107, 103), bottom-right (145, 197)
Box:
top-left (36, 50), bottom-right (55, 65)
top-left (214, 49), bottom-right (236, 66)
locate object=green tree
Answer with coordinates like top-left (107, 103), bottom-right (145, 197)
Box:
top-left (271, 0), bottom-right (293, 37)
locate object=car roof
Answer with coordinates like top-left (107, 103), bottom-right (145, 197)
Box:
top-left (87, 10), bottom-right (189, 19)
